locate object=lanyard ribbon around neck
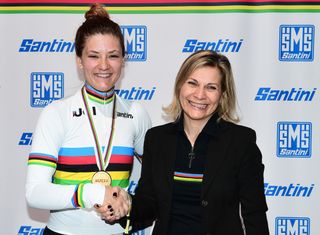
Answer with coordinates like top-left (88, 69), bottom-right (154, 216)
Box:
top-left (81, 86), bottom-right (116, 171)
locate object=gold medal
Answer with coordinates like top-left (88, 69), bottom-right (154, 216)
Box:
top-left (92, 171), bottom-right (112, 186)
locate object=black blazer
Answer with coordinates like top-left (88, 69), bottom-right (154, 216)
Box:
top-left (130, 117), bottom-right (269, 235)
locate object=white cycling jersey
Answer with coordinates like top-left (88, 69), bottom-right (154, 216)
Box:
top-left (26, 84), bottom-right (151, 235)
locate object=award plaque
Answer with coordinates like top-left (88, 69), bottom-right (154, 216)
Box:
top-left (92, 171), bottom-right (112, 186)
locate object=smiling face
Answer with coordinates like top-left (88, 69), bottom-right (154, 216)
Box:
top-left (179, 66), bottom-right (222, 126)
top-left (77, 33), bottom-right (123, 92)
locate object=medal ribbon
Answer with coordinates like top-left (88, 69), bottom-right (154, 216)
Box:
top-left (81, 86), bottom-right (116, 171)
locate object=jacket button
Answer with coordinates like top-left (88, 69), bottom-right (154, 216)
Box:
top-left (201, 200), bottom-right (208, 207)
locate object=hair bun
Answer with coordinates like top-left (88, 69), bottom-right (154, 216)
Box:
top-left (85, 3), bottom-right (110, 20)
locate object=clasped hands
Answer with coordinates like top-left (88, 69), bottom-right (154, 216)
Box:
top-left (95, 186), bottom-right (131, 223)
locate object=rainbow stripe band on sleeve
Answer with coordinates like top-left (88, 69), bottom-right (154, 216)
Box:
top-left (28, 153), bottom-right (57, 169)
top-left (174, 171), bottom-right (203, 183)
top-left (71, 184), bottom-right (85, 208)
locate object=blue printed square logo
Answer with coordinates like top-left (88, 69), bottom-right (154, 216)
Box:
top-left (277, 122), bottom-right (312, 158)
top-left (30, 72), bottom-right (64, 107)
top-left (275, 217), bottom-right (310, 235)
top-left (18, 132), bottom-right (33, 146)
top-left (279, 25), bottom-right (314, 62)
top-left (121, 25), bottom-right (147, 61)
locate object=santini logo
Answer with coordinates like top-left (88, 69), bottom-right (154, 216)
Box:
top-left (182, 38), bottom-right (243, 53)
top-left (264, 183), bottom-right (314, 197)
top-left (255, 87), bottom-right (316, 101)
top-left (19, 39), bottom-right (75, 53)
top-left (275, 217), bottom-right (310, 235)
top-left (19, 133), bottom-right (33, 146)
top-left (117, 112), bottom-right (133, 119)
top-left (30, 72), bottom-right (64, 107)
top-left (277, 122), bottom-right (312, 158)
top-left (279, 25), bottom-right (314, 62)
top-left (127, 180), bottom-right (138, 195)
top-left (18, 226), bottom-right (44, 235)
top-left (115, 87), bottom-right (156, 100)
top-left (19, 25), bottom-right (148, 59)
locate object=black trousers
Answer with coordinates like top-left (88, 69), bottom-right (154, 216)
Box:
top-left (43, 227), bottom-right (66, 235)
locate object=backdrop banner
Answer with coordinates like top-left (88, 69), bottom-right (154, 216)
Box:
top-left (0, 1), bottom-right (319, 234)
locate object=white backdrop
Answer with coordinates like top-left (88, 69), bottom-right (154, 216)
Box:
top-left (0, 2), bottom-right (319, 235)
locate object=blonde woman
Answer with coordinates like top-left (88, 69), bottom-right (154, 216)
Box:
top-left (106, 50), bottom-right (269, 235)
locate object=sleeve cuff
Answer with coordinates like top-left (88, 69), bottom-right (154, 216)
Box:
top-left (72, 183), bottom-right (105, 208)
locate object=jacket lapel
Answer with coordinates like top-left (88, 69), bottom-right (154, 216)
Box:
top-left (201, 122), bottom-right (230, 197)
top-left (161, 125), bottom-right (178, 188)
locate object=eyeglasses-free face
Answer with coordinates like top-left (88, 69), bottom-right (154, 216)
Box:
top-left (77, 33), bottom-right (124, 92)
top-left (179, 66), bottom-right (222, 126)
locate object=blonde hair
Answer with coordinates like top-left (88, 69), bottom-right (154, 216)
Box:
top-left (163, 50), bottom-right (239, 123)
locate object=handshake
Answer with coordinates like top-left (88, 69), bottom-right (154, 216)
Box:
top-left (95, 185), bottom-right (131, 223)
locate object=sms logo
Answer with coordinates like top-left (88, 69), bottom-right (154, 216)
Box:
top-left (279, 25), bottom-right (314, 62)
top-left (121, 26), bottom-right (147, 61)
top-left (277, 122), bottom-right (311, 158)
top-left (275, 217), bottom-right (310, 235)
top-left (30, 72), bottom-right (64, 107)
